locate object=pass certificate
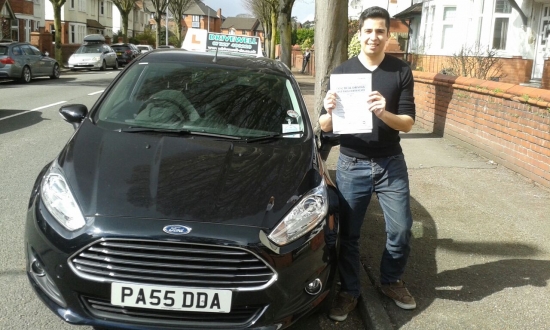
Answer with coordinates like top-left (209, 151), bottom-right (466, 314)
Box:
top-left (330, 73), bottom-right (373, 134)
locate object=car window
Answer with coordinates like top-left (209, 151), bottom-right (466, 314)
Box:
top-left (10, 46), bottom-right (21, 56)
top-left (29, 45), bottom-right (42, 55)
top-left (94, 62), bottom-right (305, 138)
top-left (76, 45), bottom-right (103, 54)
top-left (21, 45), bottom-right (39, 56)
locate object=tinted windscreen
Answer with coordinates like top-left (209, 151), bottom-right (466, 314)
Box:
top-left (95, 61), bottom-right (306, 138)
top-left (76, 45), bottom-right (104, 54)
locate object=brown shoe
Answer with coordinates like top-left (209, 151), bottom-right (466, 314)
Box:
top-left (380, 280), bottom-right (416, 310)
top-left (328, 291), bottom-right (358, 322)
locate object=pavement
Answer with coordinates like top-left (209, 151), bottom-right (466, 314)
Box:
top-left (293, 71), bottom-right (550, 330)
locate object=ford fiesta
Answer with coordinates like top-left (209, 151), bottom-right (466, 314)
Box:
top-left (25, 48), bottom-right (339, 330)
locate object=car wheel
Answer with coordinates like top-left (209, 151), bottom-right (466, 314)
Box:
top-left (19, 66), bottom-right (32, 83)
top-left (50, 64), bottom-right (60, 79)
top-left (113, 60), bottom-right (119, 70)
top-left (100, 60), bottom-right (106, 71)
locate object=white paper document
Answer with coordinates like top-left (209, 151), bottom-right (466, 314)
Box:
top-left (329, 74), bottom-right (373, 134)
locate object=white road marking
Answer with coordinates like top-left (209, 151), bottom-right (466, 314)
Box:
top-left (0, 101), bottom-right (67, 121)
top-left (88, 90), bottom-right (104, 95)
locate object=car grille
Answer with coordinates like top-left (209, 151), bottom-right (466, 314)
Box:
top-left (81, 296), bottom-right (267, 327)
top-left (70, 239), bottom-right (276, 290)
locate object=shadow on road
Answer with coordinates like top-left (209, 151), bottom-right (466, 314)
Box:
top-left (360, 194), bottom-right (549, 328)
top-left (0, 110), bottom-right (47, 134)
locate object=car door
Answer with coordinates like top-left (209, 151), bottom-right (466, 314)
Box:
top-left (20, 44), bottom-right (43, 75)
top-left (104, 45), bottom-right (116, 66)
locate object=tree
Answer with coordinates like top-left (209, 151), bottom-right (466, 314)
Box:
top-left (112, 0), bottom-right (137, 43)
top-left (243, 0), bottom-right (278, 59)
top-left (148, 0), bottom-right (170, 48)
top-left (313, 0), bottom-right (348, 131)
top-left (277, 0), bottom-right (295, 66)
top-left (168, 0), bottom-right (193, 47)
top-left (49, 0), bottom-right (67, 65)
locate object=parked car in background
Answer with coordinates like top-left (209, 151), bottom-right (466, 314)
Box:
top-left (157, 45), bottom-right (175, 49)
top-left (137, 45), bottom-right (154, 53)
top-left (25, 46), bottom-right (340, 330)
top-left (0, 41), bottom-right (60, 83)
top-left (111, 43), bottom-right (140, 66)
top-left (67, 35), bottom-right (118, 71)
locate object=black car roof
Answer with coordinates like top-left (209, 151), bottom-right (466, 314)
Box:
top-left (139, 49), bottom-right (292, 75)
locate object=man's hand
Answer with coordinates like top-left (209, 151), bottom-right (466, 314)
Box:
top-left (323, 90), bottom-right (337, 116)
top-left (367, 91), bottom-right (386, 117)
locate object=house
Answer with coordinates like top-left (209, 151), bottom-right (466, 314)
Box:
top-left (393, 0), bottom-right (550, 87)
top-left (1, 0), bottom-right (44, 42)
top-left (146, 0), bottom-right (222, 38)
top-left (44, 0), bottom-right (115, 44)
top-left (220, 17), bottom-right (264, 41)
top-left (112, 0), bottom-right (148, 39)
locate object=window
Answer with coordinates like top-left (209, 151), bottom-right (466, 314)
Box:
top-left (441, 6), bottom-right (456, 49)
top-left (11, 19), bottom-right (19, 41)
top-left (71, 25), bottom-right (75, 43)
top-left (192, 15), bottom-right (200, 28)
top-left (100, 1), bottom-right (104, 15)
top-left (492, 0), bottom-right (511, 50)
top-left (70, 0), bottom-right (75, 9)
top-left (242, 30), bottom-right (247, 35)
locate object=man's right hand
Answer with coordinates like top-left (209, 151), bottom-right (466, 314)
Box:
top-left (323, 90), bottom-right (337, 116)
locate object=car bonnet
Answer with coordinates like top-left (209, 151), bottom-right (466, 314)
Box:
top-left (55, 121), bottom-right (316, 229)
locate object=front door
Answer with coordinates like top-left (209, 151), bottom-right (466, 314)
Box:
top-left (533, 4), bottom-right (550, 79)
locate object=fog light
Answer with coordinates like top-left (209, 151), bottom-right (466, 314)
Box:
top-left (304, 278), bottom-right (322, 295)
top-left (31, 260), bottom-right (46, 277)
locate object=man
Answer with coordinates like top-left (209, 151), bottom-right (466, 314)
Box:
top-left (300, 48), bottom-right (311, 73)
top-left (319, 6), bottom-right (416, 322)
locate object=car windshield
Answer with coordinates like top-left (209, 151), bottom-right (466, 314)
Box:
top-left (112, 46), bottom-right (129, 51)
top-left (94, 61), bottom-right (306, 139)
top-left (0, 46), bottom-right (7, 55)
top-left (75, 45), bottom-right (104, 54)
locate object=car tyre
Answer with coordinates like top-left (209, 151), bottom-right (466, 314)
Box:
top-left (19, 66), bottom-right (32, 83)
top-left (100, 60), bottom-right (106, 71)
top-left (113, 60), bottom-right (119, 70)
top-left (50, 63), bottom-right (60, 79)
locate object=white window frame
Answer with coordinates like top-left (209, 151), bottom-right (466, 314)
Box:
top-left (441, 6), bottom-right (456, 50)
top-left (491, 0), bottom-right (512, 51)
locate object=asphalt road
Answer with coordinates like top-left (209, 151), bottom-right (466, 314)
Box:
top-left (0, 70), bottom-right (364, 330)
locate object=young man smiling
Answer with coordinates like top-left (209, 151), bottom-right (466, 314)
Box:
top-left (319, 6), bottom-right (416, 321)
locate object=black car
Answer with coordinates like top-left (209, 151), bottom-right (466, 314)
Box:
top-left (25, 49), bottom-right (340, 330)
top-left (111, 42), bottom-right (140, 66)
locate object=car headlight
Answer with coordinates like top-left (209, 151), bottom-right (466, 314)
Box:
top-left (268, 179), bottom-right (329, 246)
top-left (91, 57), bottom-right (99, 61)
top-left (40, 163), bottom-right (86, 231)
top-left (68, 56), bottom-right (75, 64)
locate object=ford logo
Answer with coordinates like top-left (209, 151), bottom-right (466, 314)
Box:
top-left (163, 225), bottom-right (192, 235)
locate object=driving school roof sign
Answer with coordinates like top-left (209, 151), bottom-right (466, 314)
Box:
top-left (182, 28), bottom-right (262, 57)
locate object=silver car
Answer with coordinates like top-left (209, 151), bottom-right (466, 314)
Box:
top-left (0, 42), bottom-right (60, 83)
top-left (67, 44), bottom-right (118, 71)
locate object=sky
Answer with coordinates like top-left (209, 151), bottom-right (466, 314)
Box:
top-left (203, 0), bottom-right (315, 23)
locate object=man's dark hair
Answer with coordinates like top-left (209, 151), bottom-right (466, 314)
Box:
top-left (358, 6), bottom-right (391, 33)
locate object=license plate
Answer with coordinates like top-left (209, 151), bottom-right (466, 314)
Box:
top-left (116, 52), bottom-right (122, 55)
top-left (111, 283), bottom-right (232, 313)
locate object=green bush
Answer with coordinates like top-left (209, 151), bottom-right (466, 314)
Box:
top-left (348, 32), bottom-right (360, 58)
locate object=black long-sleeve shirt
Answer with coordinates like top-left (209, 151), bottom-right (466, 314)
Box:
top-left (321, 55), bottom-right (416, 158)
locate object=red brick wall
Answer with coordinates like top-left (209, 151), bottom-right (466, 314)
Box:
top-left (10, 0), bottom-right (33, 14)
top-left (409, 55), bottom-right (533, 86)
top-left (413, 71), bottom-right (550, 188)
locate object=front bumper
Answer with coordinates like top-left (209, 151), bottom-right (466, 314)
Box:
top-left (67, 60), bottom-right (102, 70)
top-left (25, 194), bottom-right (338, 330)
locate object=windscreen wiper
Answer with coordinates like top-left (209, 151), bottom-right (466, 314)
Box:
top-left (243, 131), bottom-right (304, 143)
top-left (118, 127), bottom-right (242, 139)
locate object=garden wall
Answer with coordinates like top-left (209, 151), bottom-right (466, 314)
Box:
top-left (413, 71), bottom-right (550, 188)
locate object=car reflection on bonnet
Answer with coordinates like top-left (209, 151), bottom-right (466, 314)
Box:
top-left (24, 48), bottom-right (340, 330)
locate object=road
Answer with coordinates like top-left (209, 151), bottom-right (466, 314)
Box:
top-left (0, 71), bottom-right (363, 330)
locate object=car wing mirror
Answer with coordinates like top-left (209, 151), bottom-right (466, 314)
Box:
top-left (59, 104), bottom-right (88, 130)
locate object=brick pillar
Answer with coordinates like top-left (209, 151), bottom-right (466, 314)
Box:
top-left (30, 27), bottom-right (53, 56)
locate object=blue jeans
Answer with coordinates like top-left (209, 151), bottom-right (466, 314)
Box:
top-left (336, 153), bottom-right (412, 298)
